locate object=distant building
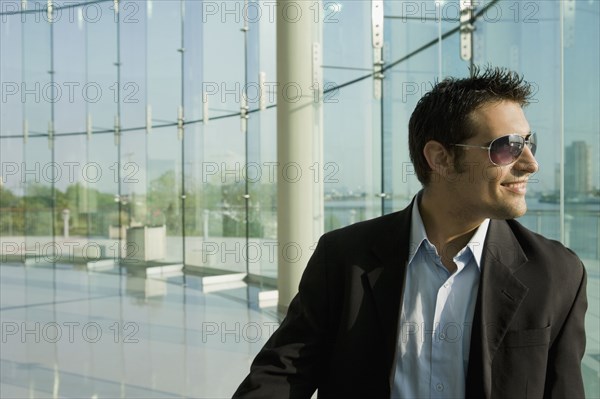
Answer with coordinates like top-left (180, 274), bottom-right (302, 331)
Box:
top-left (565, 141), bottom-right (592, 196)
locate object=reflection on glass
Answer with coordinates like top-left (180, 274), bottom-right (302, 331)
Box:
top-left (0, 0), bottom-right (598, 395)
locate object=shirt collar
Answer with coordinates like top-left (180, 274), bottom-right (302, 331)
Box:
top-left (408, 194), bottom-right (490, 269)
top-left (467, 218), bottom-right (489, 269)
top-left (408, 195), bottom-right (429, 265)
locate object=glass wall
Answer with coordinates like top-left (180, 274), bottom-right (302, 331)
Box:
top-left (1, 0), bottom-right (598, 395)
top-left (562, 2), bottom-right (600, 393)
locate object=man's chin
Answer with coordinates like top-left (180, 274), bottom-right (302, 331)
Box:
top-left (491, 201), bottom-right (528, 220)
top-left (508, 204), bottom-right (528, 219)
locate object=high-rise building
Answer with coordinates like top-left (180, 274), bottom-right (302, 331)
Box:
top-left (565, 141), bottom-right (592, 196)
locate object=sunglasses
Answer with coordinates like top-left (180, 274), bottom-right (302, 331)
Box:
top-left (452, 133), bottom-right (537, 166)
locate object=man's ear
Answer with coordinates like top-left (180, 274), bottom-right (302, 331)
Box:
top-left (423, 140), bottom-right (454, 179)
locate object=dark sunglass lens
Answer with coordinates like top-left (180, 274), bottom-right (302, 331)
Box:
top-left (508, 136), bottom-right (524, 157)
top-left (490, 135), bottom-right (520, 165)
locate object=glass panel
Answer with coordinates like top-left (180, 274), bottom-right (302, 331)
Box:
top-left (51, 4), bottom-right (90, 265)
top-left (202, 0), bottom-right (245, 119)
top-left (323, 74), bottom-right (381, 231)
top-left (323, 0), bottom-right (371, 80)
top-left (147, 0), bottom-right (181, 124)
top-left (52, 134), bottom-right (97, 264)
top-left (194, 117), bottom-right (246, 273)
top-left (53, 8), bottom-right (86, 134)
top-left (186, 0), bottom-right (245, 273)
top-left (85, 1), bottom-right (120, 263)
top-left (145, 126), bottom-right (182, 265)
top-left (182, 0), bottom-right (204, 269)
top-left (86, 1), bottom-right (119, 132)
top-left (246, 1), bottom-right (277, 279)
top-left (144, 1), bottom-right (184, 263)
top-left (117, 2), bottom-right (150, 267)
top-left (86, 133), bottom-right (120, 263)
top-left (119, 0), bottom-right (147, 129)
top-left (323, 1), bottom-right (380, 231)
top-left (0, 12), bottom-right (24, 138)
top-left (182, 121), bottom-right (205, 269)
top-left (246, 107), bottom-right (277, 279)
top-left (1, 14), bottom-right (26, 261)
top-left (22, 8), bottom-right (53, 264)
top-left (119, 127), bottom-right (149, 265)
top-left (563, 1), bottom-right (600, 396)
top-left (0, 138), bottom-right (25, 260)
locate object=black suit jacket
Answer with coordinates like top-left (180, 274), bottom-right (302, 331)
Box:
top-left (234, 200), bottom-right (587, 398)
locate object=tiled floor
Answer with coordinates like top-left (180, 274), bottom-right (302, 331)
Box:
top-left (0, 263), bottom-right (279, 398)
top-left (1, 259), bottom-right (598, 398)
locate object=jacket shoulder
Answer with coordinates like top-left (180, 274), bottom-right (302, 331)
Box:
top-left (504, 219), bottom-right (585, 296)
top-left (322, 210), bottom-right (406, 245)
top-left (506, 218), bottom-right (583, 268)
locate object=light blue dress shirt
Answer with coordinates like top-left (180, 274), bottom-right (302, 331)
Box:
top-left (392, 200), bottom-right (489, 399)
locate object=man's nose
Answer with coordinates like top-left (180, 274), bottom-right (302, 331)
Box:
top-left (514, 145), bottom-right (538, 174)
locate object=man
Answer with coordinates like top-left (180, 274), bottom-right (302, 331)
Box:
top-left (233, 67), bottom-right (587, 398)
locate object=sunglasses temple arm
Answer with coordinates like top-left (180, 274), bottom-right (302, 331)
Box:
top-left (453, 144), bottom-right (491, 150)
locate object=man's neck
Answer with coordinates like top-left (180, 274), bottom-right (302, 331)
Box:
top-left (418, 189), bottom-right (485, 271)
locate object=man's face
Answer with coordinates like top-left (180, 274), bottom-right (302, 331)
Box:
top-left (446, 100), bottom-right (538, 220)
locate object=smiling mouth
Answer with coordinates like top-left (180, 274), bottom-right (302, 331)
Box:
top-left (501, 181), bottom-right (528, 194)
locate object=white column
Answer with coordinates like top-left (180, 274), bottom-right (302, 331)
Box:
top-left (276, 0), bottom-right (323, 310)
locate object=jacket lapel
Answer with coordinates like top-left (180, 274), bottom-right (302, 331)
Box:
top-left (365, 200), bottom-right (414, 389)
top-left (474, 219), bottom-right (530, 397)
